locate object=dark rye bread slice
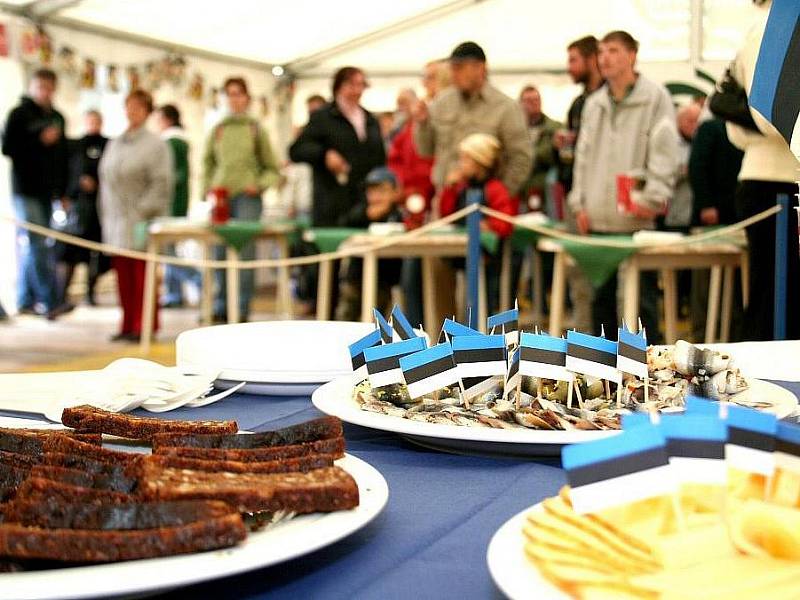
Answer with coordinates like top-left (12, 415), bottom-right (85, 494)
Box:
top-left (43, 434), bottom-right (137, 464)
top-left (29, 465), bottom-right (139, 494)
top-left (154, 436), bottom-right (346, 462)
top-left (61, 405), bottom-right (238, 441)
top-left (2, 498), bottom-right (236, 530)
top-left (0, 450), bottom-right (39, 469)
top-left (0, 428), bottom-right (101, 457)
top-left (0, 463), bottom-right (30, 502)
top-left (42, 452), bottom-right (129, 477)
top-left (139, 464), bottom-right (359, 514)
top-left (17, 477), bottom-right (134, 504)
top-left (0, 514), bottom-right (246, 562)
top-left (141, 453), bottom-right (336, 474)
top-left (151, 416), bottom-right (343, 450)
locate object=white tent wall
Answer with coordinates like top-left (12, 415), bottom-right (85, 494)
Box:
top-left (0, 12), bottom-right (282, 312)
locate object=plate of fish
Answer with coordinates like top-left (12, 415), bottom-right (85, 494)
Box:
top-left (0, 409), bottom-right (388, 599)
top-left (312, 340), bottom-right (797, 457)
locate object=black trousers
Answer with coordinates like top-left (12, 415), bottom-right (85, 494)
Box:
top-left (591, 269), bottom-right (662, 344)
top-left (735, 180), bottom-right (800, 340)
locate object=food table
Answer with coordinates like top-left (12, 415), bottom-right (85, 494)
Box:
top-left (1, 342), bottom-right (797, 599)
top-left (537, 236), bottom-right (748, 344)
top-left (142, 219), bottom-right (297, 351)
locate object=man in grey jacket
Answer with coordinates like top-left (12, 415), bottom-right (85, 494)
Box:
top-left (414, 41), bottom-right (532, 199)
top-left (568, 31), bottom-right (679, 341)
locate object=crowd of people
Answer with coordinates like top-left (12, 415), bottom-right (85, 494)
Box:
top-left (2, 16), bottom-right (798, 343)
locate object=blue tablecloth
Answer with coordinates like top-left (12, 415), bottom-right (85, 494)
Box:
top-left (2, 380), bottom-right (799, 599)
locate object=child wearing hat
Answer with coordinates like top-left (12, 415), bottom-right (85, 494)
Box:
top-left (335, 166), bottom-right (404, 320)
top-left (439, 133), bottom-right (517, 236)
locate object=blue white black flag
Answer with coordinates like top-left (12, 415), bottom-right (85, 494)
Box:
top-left (725, 405), bottom-right (777, 477)
top-left (503, 346), bottom-right (521, 401)
top-left (519, 332), bottom-right (575, 383)
top-left (364, 336), bottom-right (427, 389)
top-left (348, 328), bottom-right (383, 384)
top-left (487, 303), bottom-right (519, 349)
top-left (374, 308), bottom-right (393, 344)
top-left (750, 0), bottom-right (800, 160)
top-left (562, 424), bottom-right (675, 514)
top-left (390, 305), bottom-right (419, 341)
top-left (399, 342), bottom-right (460, 400)
top-left (452, 334), bottom-right (507, 400)
top-left (660, 414), bottom-right (728, 485)
top-left (439, 318), bottom-right (481, 344)
top-left (616, 325), bottom-right (648, 380)
top-left (566, 330), bottom-right (621, 384)
top-left (776, 421), bottom-right (800, 475)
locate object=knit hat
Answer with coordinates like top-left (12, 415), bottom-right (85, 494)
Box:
top-left (458, 133), bottom-right (501, 168)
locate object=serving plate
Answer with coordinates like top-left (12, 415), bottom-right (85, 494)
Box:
top-left (312, 376), bottom-right (797, 457)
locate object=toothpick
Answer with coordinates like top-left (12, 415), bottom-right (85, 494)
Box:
top-left (616, 382), bottom-right (623, 408)
top-left (567, 378), bottom-right (574, 409)
top-left (600, 324), bottom-right (606, 338)
top-left (644, 375), bottom-right (650, 405)
top-left (537, 379), bottom-right (543, 401)
top-left (604, 379), bottom-right (611, 401)
top-left (574, 381), bottom-right (584, 409)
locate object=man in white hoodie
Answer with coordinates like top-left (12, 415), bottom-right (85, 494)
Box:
top-left (727, 0), bottom-right (800, 340)
top-left (568, 31), bottom-right (679, 341)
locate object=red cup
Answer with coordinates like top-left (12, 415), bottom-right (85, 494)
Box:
top-left (616, 174), bottom-right (635, 214)
top-left (210, 187), bottom-right (230, 224)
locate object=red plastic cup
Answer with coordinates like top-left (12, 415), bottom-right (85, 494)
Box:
top-left (210, 187), bottom-right (230, 224)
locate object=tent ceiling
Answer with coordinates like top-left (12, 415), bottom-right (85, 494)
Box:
top-left (3, 0), bottom-right (758, 74)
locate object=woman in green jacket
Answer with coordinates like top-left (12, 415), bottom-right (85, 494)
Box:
top-left (155, 104), bottom-right (199, 307)
top-left (202, 77), bottom-right (279, 321)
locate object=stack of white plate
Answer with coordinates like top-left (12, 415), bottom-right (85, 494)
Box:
top-left (176, 321), bottom-right (375, 396)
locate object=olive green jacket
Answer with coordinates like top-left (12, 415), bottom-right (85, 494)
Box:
top-left (202, 114), bottom-right (279, 197)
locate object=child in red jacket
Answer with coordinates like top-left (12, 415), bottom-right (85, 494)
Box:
top-left (439, 133), bottom-right (518, 237)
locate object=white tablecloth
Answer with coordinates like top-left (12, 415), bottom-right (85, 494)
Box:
top-left (708, 341), bottom-right (800, 382)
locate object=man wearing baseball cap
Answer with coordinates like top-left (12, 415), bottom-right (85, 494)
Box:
top-left (414, 41), bottom-right (531, 202)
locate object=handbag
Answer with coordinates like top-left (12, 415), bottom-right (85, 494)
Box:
top-left (709, 65), bottom-right (762, 133)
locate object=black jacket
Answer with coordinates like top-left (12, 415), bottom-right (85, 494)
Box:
top-left (289, 101), bottom-right (386, 227)
top-left (67, 133), bottom-right (107, 202)
top-left (689, 118), bottom-right (744, 225)
top-left (1, 96), bottom-right (69, 199)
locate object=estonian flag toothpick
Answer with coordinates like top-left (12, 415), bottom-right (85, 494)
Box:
top-left (616, 323), bottom-right (648, 380)
top-left (487, 301), bottom-right (519, 349)
top-left (776, 421), bottom-right (800, 476)
top-left (725, 405), bottom-right (777, 477)
top-left (439, 317), bottom-right (481, 344)
top-left (452, 334), bottom-right (507, 403)
top-left (562, 424), bottom-right (675, 514)
top-left (348, 328), bottom-right (383, 384)
top-left (374, 308), bottom-right (393, 344)
top-left (390, 305), bottom-right (419, 341)
top-left (363, 336), bottom-right (427, 389)
top-left (660, 414), bottom-right (728, 485)
top-left (566, 329), bottom-right (621, 384)
top-left (399, 342), bottom-right (460, 400)
top-left (519, 331), bottom-right (575, 384)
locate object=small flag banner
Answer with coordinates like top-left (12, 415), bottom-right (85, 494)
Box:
top-left (725, 405), bottom-right (777, 476)
top-left (399, 342), bottom-right (460, 400)
top-left (439, 318), bottom-right (481, 343)
top-left (684, 396), bottom-right (723, 417)
top-left (364, 336), bottom-right (427, 389)
top-left (348, 328), bottom-right (383, 384)
top-left (660, 414), bottom-right (728, 484)
top-left (452, 334), bottom-right (507, 399)
top-left (566, 330), bottom-right (621, 384)
top-left (616, 326), bottom-right (648, 380)
top-left (374, 308), bottom-right (393, 344)
top-left (391, 305), bottom-right (419, 341)
top-left (775, 421), bottom-right (800, 475)
top-left (488, 306), bottom-right (519, 348)
top-left (562, 424), bottom-right (674, 514)
top-left (519, 332), bottom-right (575, 383)
top-left (504, 346), bottom-right (521, 400)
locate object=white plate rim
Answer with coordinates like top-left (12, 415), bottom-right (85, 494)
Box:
top-left (311, 377), bottom-right (798, 448)
top-left (0, 453), bottom-right (388, 600)
top-left (486, 502), bottom-right (567, 600)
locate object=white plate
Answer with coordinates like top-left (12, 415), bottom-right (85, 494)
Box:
top-left (487, 503), bottom-right (566, 600)
top-left (214, 379), bottom-right (324, 397)
top-left (311, 377), bottom-right (798, 457)
top-left (176, 321), bottom-right (377, 384)
top-left (0, 453), bottom-right (388, 600)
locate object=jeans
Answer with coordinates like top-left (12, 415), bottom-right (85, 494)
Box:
top-left (213, 194), bottom-right (263, 318)
top-left (13, 194), bottom-right (57, 311)
top-left (162, 243), bottom-right (201, 305)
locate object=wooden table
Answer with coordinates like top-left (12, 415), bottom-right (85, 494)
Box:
top-left (140, 220), bottom-right (296, 352)
top-left (538, 237), bottom-right (748, 344)
top-left (316, 232), bottom-right (487, 334)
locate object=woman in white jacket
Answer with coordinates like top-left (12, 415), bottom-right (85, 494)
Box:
top-left (727, 0), bottom-right (800, 340)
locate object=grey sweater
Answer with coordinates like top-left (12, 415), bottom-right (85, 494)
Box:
top-left (99, 127), bottom-right (172, 249)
